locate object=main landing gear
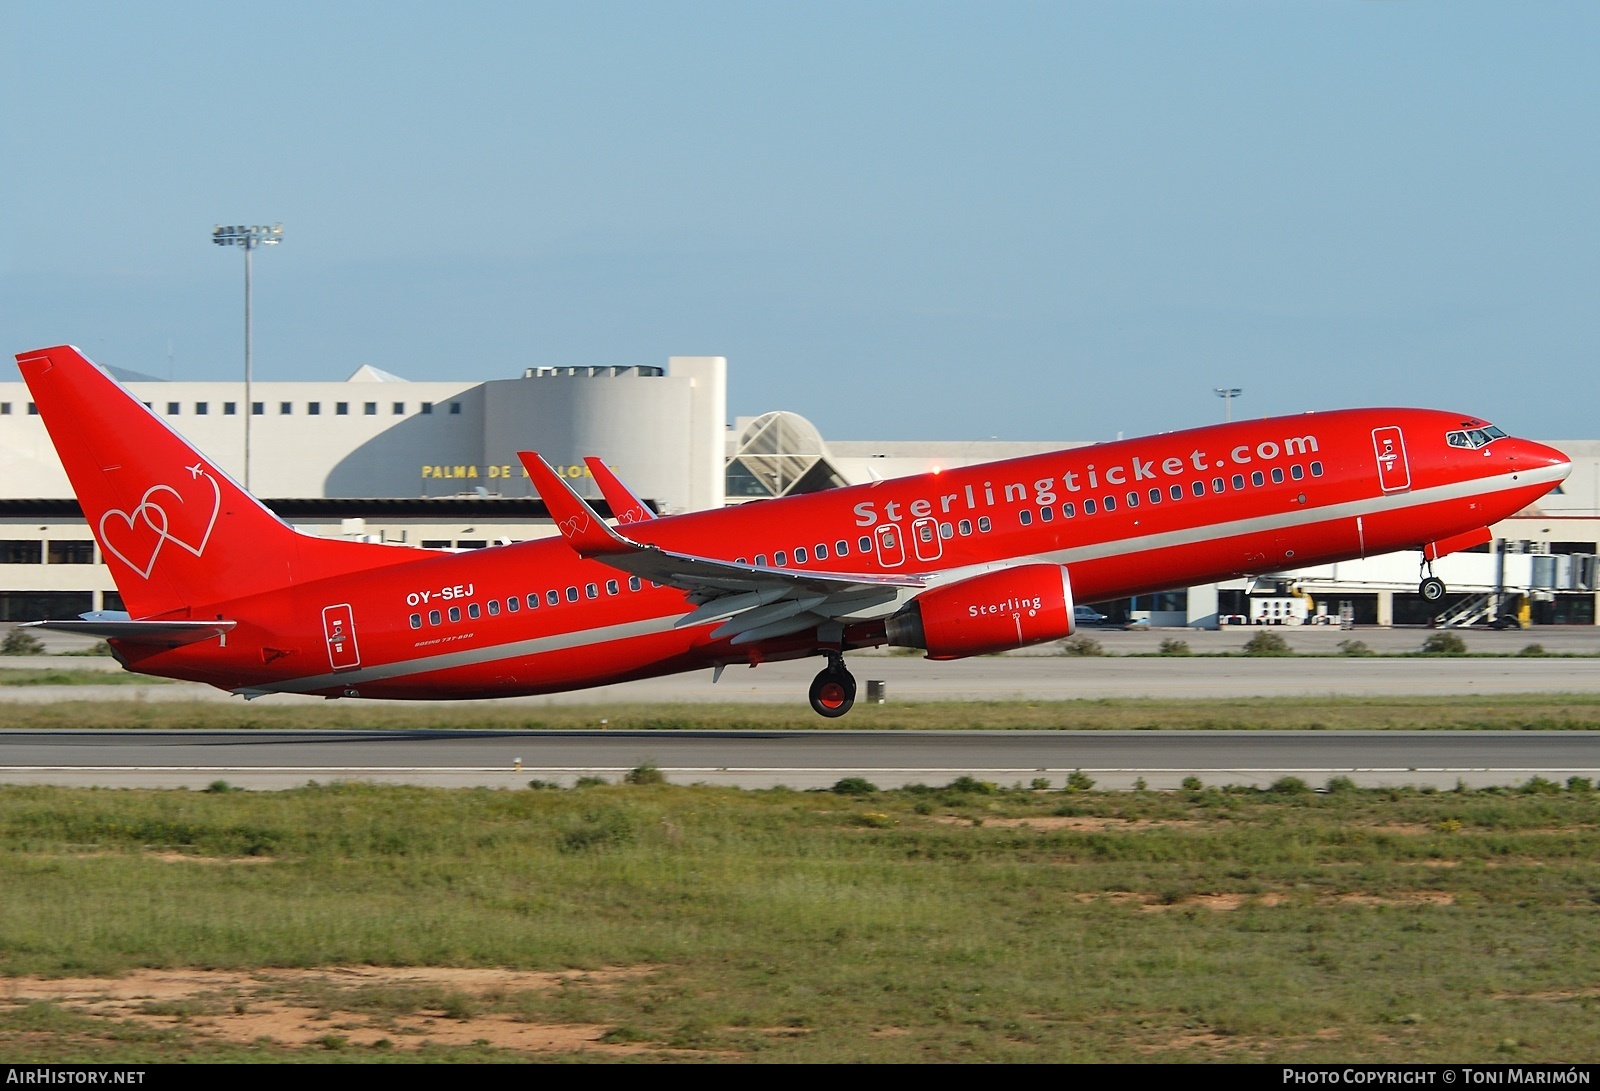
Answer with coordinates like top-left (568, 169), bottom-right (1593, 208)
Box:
top-left (1418, 557), bottom-right (1447, 603)
top-left (809, 655), bottom-right (857, 718)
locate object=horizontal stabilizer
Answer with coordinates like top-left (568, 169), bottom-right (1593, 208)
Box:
top-left (24, 619), bottom-right (236, 648)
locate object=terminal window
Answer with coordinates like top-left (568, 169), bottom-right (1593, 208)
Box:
top-left (335, 402), bottom-right (349, 415)
top-left (167, 402), bottom-right (180, 415)
top-left (450, 402), bottom-right (461, 414)
top-left (224, 403), bottom-right (237, 415)
top-left (195, 403), bottom-right (208, 415)
top-left (280, 402), bottom-right (293, 415)
top-left (252, 402), bottom-right (264, 415)
top-left (393, 402), bottom-right (405, 414)
top-left (421, 402), bottom-right (433, 415)
top-left (27, 403), bottom-right (37, 415)
top-left (365, 402), bottom-right (377, 415)
top-left (0, 540), bottom-right (43, 564)
top-left (48, 540), bottom-right (95, 564)
top-left (0, 403), bottom-right (10, 415)
top-left (307, 402), bottom-right (321, 415)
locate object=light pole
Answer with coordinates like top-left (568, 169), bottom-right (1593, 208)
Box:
top-left (212, 223), bottom-right (283, 490)
top-left (1213, 387), bottom-right (1242, 423)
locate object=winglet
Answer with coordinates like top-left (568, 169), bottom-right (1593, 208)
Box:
top-left (518, 451), bottom-right (636, 557)
top-left (583, 457), bottom-right (656, 524)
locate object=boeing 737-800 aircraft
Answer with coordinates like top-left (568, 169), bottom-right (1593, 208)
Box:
top-left (18, 345), bottom-right (1570, 716)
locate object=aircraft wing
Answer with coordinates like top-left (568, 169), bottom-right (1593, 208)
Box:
top-left (582, 457), bottom-right (656, 524)
top-left (520, 451), bottom-right (922, 645)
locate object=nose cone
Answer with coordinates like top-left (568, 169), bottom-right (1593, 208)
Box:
top-left (1511, 439), bottom-right (1572, 484)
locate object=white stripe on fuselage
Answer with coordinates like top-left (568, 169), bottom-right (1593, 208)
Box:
top-left (243, 462), bottom-right (1563, 696)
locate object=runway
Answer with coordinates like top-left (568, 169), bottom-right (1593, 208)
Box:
top-left (3, 649), bottom-right (1600, 705)
top-left (3, 729), bottom-right (1597, 791)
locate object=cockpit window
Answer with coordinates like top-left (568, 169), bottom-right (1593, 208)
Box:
top-left (1446, 424), bottom-right (1506, 449)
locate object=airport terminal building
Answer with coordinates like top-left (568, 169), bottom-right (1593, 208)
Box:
top-left (1, 355), bottom-right (1596, 627)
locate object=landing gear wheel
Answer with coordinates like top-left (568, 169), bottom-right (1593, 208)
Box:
top-left (1419, 576), bottom-right (1446, 603)
top-left (809, 661), bottom-right (857, 718)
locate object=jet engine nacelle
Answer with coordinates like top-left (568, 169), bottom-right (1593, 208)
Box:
top-left (885, 563), bottom-right (1076, 660)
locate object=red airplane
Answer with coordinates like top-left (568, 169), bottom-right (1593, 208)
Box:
top-left (18, 344), bottom-right (1571, 716)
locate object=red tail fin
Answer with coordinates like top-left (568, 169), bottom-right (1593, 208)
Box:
top-left (16, 345), bottom-right (408, 619)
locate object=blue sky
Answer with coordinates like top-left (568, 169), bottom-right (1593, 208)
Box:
top-left (2, 2), bottom-right (1596, 440)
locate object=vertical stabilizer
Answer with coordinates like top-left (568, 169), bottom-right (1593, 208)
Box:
top-left (16, 345), bottom-right (386, 619)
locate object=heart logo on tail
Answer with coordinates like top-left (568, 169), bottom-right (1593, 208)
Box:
top-left (100, 501), bottom-right (167, 579)
top-left (96, 468), bottom-right (223, 580)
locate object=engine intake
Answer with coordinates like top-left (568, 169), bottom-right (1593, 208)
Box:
top-left (886, 564), bottom-right (1076, 660)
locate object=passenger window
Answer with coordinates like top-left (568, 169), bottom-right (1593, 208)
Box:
top-left (1084, 499), bottom-right (1097, 515)
top-left (409, 613), bottom-right (422, 629)
top-left (1039, 506), bottom-right (1054, 522)
top-left (1019, 509), bottom-right (1033, 526)
top-left (449, 606), bottom-right (461, 622)
top-left (959, 519), bottom-right (973, 534)
top-left (468, 603), bottom-right (480, 619)
top-left (565, 587), bottom-right (578, 602)
top-left (835, 540), bottom-right (849, 556)
top-left (606, 579), bottom-right (619, 595)
top-left (1061, 503), bottom-right (1075, 519)
top-left (774, 551), bottom-right (787, 566)
top-left (1169, 485), bottom-right (1182, 501)
top-left (585, 583), bottom-right (598, 599)
top-left (507, 597), bottom-right (520, 612)
top-left (1192, 481), bottom-right (1205, 497)
top-left (628, 576), bottom-right (641, 591)
top-left (1125, 491), bottom-right (1138, 508)
top-left (429, 610), bottom-right (441, 625)
top-left (1103, 495), bottom-right (1117, 512)
top-left (755, 554), bottom-right (767, 566)
top-left (547, 590), bottom-right (560, 606)
top-left (1148, 489), bottom-right (1161, 504)
top-left (815, 543), bottom-right (828, 560)
top-left (1291, 464), bottom-right (1304, 480)
top-left (1310, 461), bottom-right (1324, 477)
top-left (859, 536), bottom-right (873, 552)
top-left (1212, 478), bottom-right (1225, 493)
top-left (1232, 475), bottom-right (1245, 490)
top-left (1251, 471), bottom-right (1264, 487)
top-left (487, 600), bottom-right (500, 616)
top-left (1271, 467), bottom-right (1284, 484)
top-left (977, 516), bottom-right (992, 532)
top-left (794, 547), bottom-right (807, 563)
top-left (940, 521), bottom-right (954, 537)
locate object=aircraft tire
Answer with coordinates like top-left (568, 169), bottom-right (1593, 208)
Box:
top-left (1419, 576), bottom-right (1446, 603)
top-left (809, 666), bottom-right (856, 718)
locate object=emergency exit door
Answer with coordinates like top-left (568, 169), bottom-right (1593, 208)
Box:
top-left (1372, 427), bottom-right (1410, 493)
top-left (876, 523), bottom-right (906, 568)
top-left (322, 604), bottom-right (362, 671)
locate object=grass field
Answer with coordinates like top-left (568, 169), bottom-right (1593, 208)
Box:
top-left (0, 669), bottom-right (170, 687)
top-left (5, 693), bottom-right (1600, 731)
top-left (2, 777), bottom-right (1599, 1062)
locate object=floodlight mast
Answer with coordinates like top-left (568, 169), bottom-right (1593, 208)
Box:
top-left (1213, 387), bottom-right (1242, 423)
top-left (211, 223), bottom-right (283, 491)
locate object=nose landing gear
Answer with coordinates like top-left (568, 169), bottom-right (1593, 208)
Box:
top-left (809, 655), bottom-right (857, 718)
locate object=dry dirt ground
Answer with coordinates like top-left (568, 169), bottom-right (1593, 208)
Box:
top-left (0, 965), bottom-right (664, 1056)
